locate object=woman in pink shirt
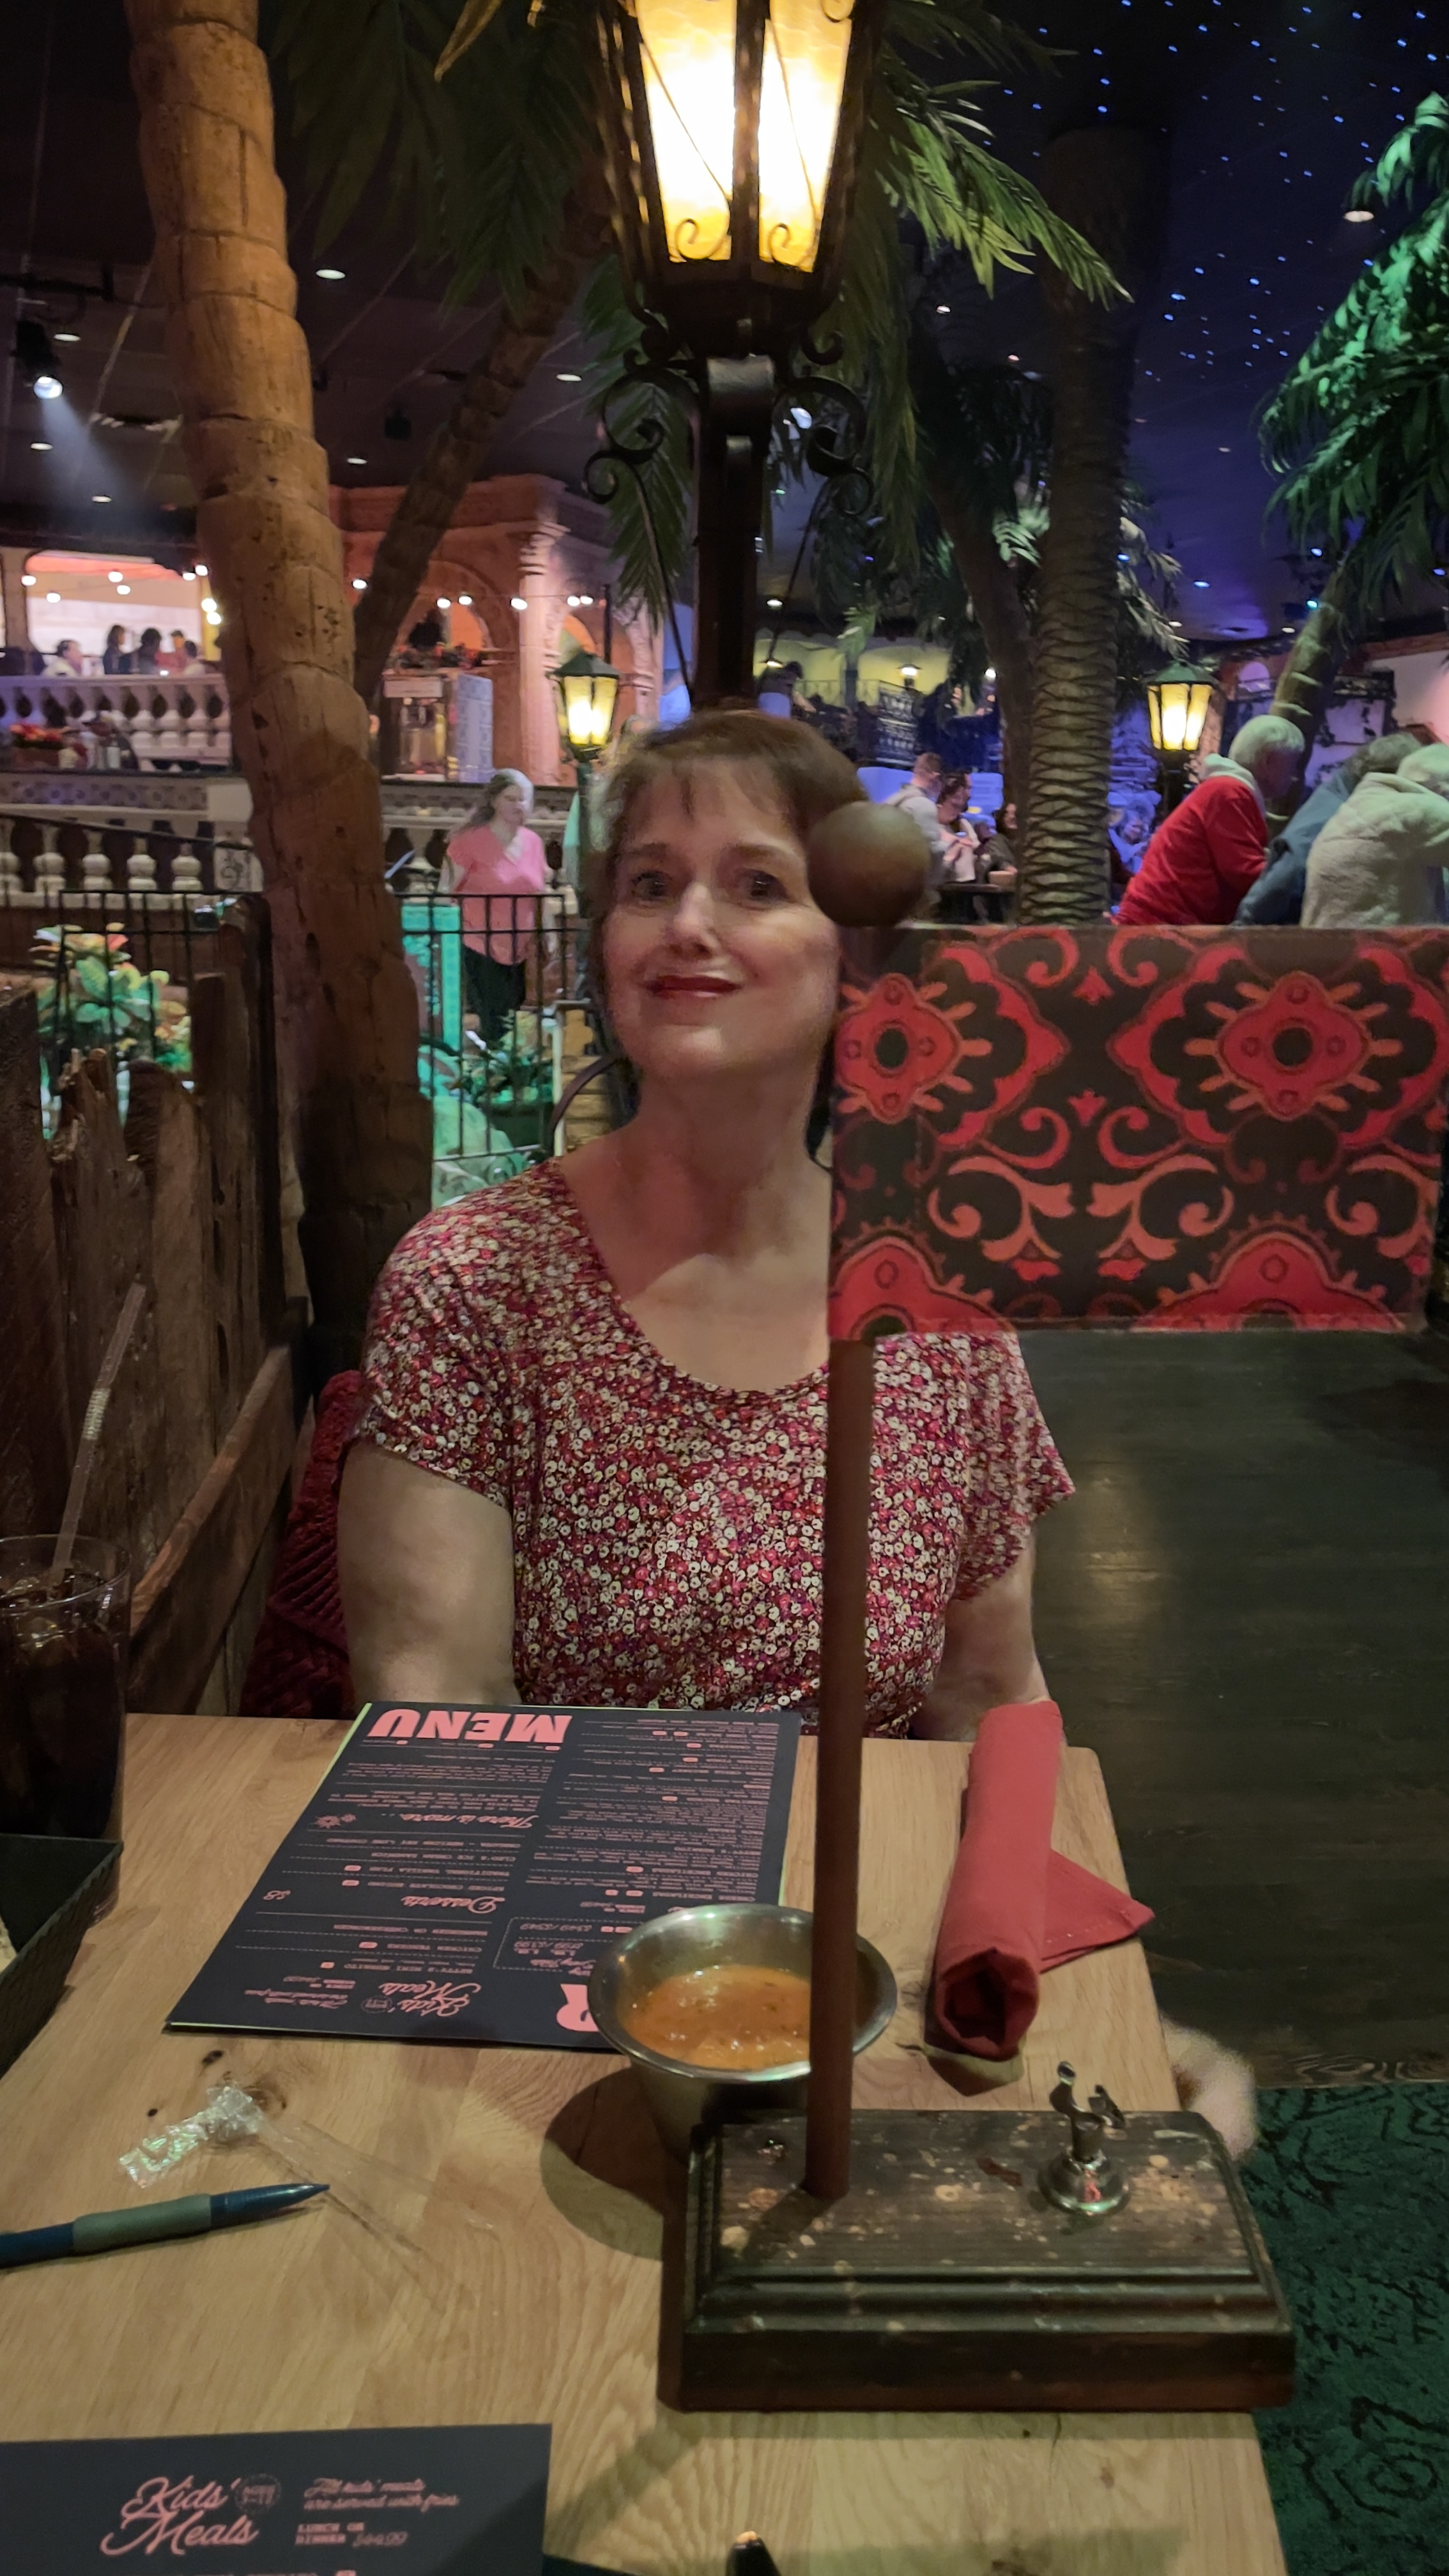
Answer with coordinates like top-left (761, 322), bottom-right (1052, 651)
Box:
top-left (441, 771), bottom-right (551, 1043)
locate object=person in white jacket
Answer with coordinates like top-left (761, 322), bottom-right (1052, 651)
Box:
top-left (1301, 741), bottom-right (1449, 928)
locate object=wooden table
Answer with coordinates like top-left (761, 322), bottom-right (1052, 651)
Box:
top-left (0, 1715), bottom-right (1286, 2573)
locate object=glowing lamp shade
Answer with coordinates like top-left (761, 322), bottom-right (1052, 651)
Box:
top-left (759, 0), bottom-right (854, 268)
top-left (633, 0), bottom-right (736, 261)
top-left (552, 645), bottom-right (621, 758)
top-left (1147, 664), bottom-right (1214, 758)
top-left (602, 0), bottom-right (880, 356)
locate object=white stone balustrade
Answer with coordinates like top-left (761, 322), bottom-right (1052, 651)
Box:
top-left (0, 673), bottom-right (232, 769)
top-left (0, 805), bottom-right (259, 908)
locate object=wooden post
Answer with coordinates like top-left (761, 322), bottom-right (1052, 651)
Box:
top-left (804, 1333), bottom-right (876, 2201)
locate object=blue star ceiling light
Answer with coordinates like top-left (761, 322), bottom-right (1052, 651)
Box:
top-left (924, 0), bottom-right (1444, 643)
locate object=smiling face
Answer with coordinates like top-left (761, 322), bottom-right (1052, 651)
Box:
top-left (602, 762), bottom-right (841, 1091)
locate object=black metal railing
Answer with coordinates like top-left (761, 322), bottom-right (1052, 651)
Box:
top-left (395, 882), bottom-right (620, 1200)
top-left (1, 845), bottom-right (624, 1193)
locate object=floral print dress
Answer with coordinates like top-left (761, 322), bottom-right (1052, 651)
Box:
top-left (354, 1162), bottom-right (1072, 1733)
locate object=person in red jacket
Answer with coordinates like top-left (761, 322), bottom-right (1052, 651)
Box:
top-left (1117, 716), bottom-right (1305, 926)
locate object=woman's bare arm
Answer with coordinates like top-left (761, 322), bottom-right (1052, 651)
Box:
top-left (912, 1535), bottom-right (1049, 1741)
top-left (338, 1444), bottom-right (517, 1703)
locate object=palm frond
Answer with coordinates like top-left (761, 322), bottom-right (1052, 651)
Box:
top-left (434, 0), bottom-right (505, 78)
top-left (268, 0), bottom-right (464, 255)
top-left (1261, 95), bottom-right (1449, 601)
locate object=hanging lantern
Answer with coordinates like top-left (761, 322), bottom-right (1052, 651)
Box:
top-left (597, 0), bottom-right (885, 361)
top-left (1146, 663), bottom-right (1215, 759)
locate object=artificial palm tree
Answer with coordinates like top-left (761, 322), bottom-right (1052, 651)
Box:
top-left (269, 0), bottom-right (610, 700)
top-left (126, 0), bottom-right (432, 1378)
top-left (910, 339), bottom-right (1050, 817)
top-left (807, 354), bottom-right (1177, 817)
top-left (1261, 94), bottom-right (1449, 822)
top-left (1018, 125), bottom-right (1167, 921)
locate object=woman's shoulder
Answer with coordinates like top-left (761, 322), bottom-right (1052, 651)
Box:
top-left (378, 1165), bottom-right (583, 1309)
top-left (446, 822), bottom-right (496, 866)
top-left (876, 1326), bottom-right (1037, 1411)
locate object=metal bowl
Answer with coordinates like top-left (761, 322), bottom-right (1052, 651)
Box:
top-left (586, 1903), bottom-right (897, 2159)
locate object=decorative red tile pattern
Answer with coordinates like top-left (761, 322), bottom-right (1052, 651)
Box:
top-left (829, 924), bottom-right (1449, 1333)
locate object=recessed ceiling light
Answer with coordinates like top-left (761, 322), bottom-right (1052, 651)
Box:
top-left (766, 595), bottom-right (783, 608)
top-left (31, 440), bottom-right (50, 450)
top-left (46, 590), bottom-right (60, 602)
top-left (1344, 208), bottom-right (1374, 223)
top-left (436, 597), bottom-right (450, 609)
top-left (116, 583), bottom-right (130, 595)
top-left (182, 568), bottom-right (195, 579)
top-left (579, 593), bottom-right (594, 606)
top-left (510, 595), bottom-right (527, 611)
top-left (936, 302), bottom-right (950, 313)
top-left (1007, 353), bottom-right (1020, 362)
top-left (1193, 579), bottom-right (1210, 589)
top-left (92, 493), bottom-right (111, 503)
top-left (20, 573), bottom-right (35, 586)
top-left (556, 371), bottom-right (581, 381)
top-left (457, 593), bottom-right (472, 606)
top-left (201, 595), bottom-right (217, 611)
top-left (108, 570), bottom-right (123, 583)
top-left (194, 562), bottom-right (208, 576)
top-left (316, 265), bottom-right (346, 279)
top-left (346, 454), bottom-right (366, 466)
top-left (566, 593), bottom-right (580, 607)
top-left (53, 330), bottom-right (80, 344)
top-left (351, 577), bottom-right (366, 590)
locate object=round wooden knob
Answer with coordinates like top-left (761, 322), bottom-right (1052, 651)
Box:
top-left (805, 801), bottom-right (931, 928)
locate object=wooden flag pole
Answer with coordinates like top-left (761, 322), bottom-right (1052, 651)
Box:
top-left (804, 1332), bottom-right (876, 2201)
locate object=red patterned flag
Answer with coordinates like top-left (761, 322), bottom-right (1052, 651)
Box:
top-left (829, 923), bottom-right (1449, 1335)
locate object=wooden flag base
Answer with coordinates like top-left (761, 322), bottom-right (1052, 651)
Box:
top-left (661, 2106), bottom-right (1293, 2414)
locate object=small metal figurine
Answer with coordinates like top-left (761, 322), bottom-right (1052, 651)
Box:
top-left (1039, 2062), bottom-right (1130, 2217)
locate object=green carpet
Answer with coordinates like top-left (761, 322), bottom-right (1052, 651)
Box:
top-left (1243, 2085), bottom-right (1449, 2576)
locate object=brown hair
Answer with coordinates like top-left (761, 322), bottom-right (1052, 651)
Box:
top-left (468, 770), bottom-right (526, 826)
top-left (586, 712), bottom-right (863, 1151)
top-left (587, 709), bottom-right (864, 924)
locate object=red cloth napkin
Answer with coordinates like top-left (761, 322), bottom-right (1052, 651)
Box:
top-left (929, 1700), bottom-right (1154, 2060)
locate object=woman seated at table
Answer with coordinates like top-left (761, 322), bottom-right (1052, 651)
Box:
top-left (339, 712), bottom-right (1072, 1741)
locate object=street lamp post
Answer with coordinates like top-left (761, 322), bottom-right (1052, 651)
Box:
top-left (550, 641), bottom-right (622, 881)
top-left (1146, 660), bottom-right (1215, 815)
top-left (592, 0), bottom-right (885, 704)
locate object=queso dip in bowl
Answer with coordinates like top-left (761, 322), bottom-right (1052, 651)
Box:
top-left (587, 1903), bottom-right (897, 2159)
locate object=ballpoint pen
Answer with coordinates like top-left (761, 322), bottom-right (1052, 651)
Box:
top-left (0, 2181), bottom-right (328, 2271)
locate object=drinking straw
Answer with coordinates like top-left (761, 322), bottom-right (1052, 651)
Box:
top-left (50, 1282), bottom-right (146, 1582)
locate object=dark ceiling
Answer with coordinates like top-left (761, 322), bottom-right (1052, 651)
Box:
top-left (2, 0), bottom-right (1443, 647)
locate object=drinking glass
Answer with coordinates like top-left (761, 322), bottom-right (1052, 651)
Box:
top-left (0, 1537), bottom-right (130, 1857)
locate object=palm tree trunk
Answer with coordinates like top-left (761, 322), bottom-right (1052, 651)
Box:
top-left (127, 0), bottom-right (431, 1379)
top-left (924, 470), bottom-right (1035, 830)
top-left (353, 204), bottom-right (610, 705)
top-left (1020, 128), bottom-right (1166, 923)
top-left (1266, 572), bottom-right (1354, 832)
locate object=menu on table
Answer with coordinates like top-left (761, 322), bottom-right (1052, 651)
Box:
top-left (0, 2423), bottom-right (549, 2575)
top-left (170, 1703), bottom-right (800, 2048)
